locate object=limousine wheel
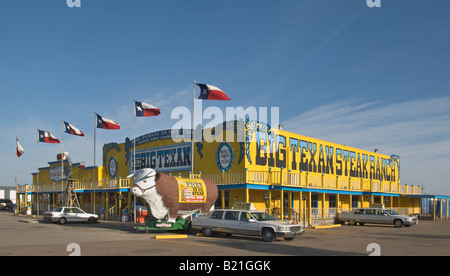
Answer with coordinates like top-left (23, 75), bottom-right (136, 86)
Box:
top-left (394, 219), bottom-right (403, 228)
top-left (262, 228), bottom-right (275, 242)
top-left (203, 228), bottom-right (213, 237)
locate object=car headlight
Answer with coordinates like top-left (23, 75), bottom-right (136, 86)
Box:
top-left (278, 226), bottom-right (290, 231)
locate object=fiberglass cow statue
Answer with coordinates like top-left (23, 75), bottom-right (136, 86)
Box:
top-left (129, 168), bottom-right (218, 223)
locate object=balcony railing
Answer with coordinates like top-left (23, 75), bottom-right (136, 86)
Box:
top-left (17, 178), bottom-right (131, 194)
top-left (202, 169), bottom-right (421, 195)
top-left (18, 170), bottom-right (421, 196)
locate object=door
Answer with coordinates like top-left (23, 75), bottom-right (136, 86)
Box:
top-left (373, 209), bottom-right (391, 224)
top-left (63, 208), bottom-right (77, 222)
top-left (353, 208), bottom-right (365, 223)
top-left (222, 211), bottom-right (241, 234)
top-left (72, 208), bottom-right (88, 222)
top-left (238, 212), bottom-right (259, 236)
top-left (64, 208), bottom-right (83, 222)
top-left (209, 210), bottom-right (225, 231)
top-left (364, 208), bottom-right (377, 223)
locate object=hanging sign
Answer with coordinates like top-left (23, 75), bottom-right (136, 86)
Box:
top-left (176, 178), bottom-right (207, 203)
top-left (49, 166), bottom-right (69, 181)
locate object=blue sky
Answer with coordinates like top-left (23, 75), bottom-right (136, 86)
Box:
top-left (2, 0), bottom-right (450, 195)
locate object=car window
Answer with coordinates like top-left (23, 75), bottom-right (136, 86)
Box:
top-left (224, 211), bottom-right (240, 220)
top-left (54, 207), bottom-right (62, 212)
top-left (385, 209), bottom-right (399, 215)
top-left (354, 209), bottom-right (364, 214)
top-left (71, 208), bottom-right (81, 214)
top-left (366, 209), bottom-right (376, 215)
top-left (210, 211), bottom-right (224, 219)
top-left (240, 212), bottom-right (253, 222)
top-left (251, 212), bottom-right (276, 221)
top-left (377, 210), bottom-right (386, 215)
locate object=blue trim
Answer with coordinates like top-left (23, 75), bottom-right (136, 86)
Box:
top-left (217, 184), bottom-right (408, 197)
top-left (27, 188), bottom-right (130, 194)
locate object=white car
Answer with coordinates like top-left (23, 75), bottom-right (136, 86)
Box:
top-left (44, 207), bottom-right (99, 224)
top-left (192, 209), bottom-right (304, 242)
top-left (338, 208), bottom-right (418, 228)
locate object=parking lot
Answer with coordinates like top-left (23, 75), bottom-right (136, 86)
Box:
top-left (1, 212), bottom-right (449, 256)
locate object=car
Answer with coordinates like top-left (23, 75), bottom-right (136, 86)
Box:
top-left (0, 199), bottom-right (14, 211)
top-left (338, 208), bottom-right (418, 228)
top-left (44, 207), bottom-right (99, 224)
top-left (192, 209), bottom-right (304, 242)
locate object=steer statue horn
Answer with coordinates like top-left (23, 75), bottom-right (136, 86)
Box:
top-left (129, 168), bottom-right (218, 223)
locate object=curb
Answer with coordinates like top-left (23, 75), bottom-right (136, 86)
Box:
top-left (313, 224), bottom-right (342, 229)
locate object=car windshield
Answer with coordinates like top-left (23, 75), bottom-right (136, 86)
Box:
top-left (385, 209), bottom-right (399, 215)
top-left (53, 207), bottom-right (63, 212)
top-left (251, 212), bottom-right (276, 221)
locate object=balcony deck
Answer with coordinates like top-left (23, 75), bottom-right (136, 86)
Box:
top-left (18, 170), bottom-right (421, 196)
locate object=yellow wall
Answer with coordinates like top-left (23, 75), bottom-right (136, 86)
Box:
top-left (246, 123), bottom-right (400, 184)
top-left (33, 161), bottom-right (104, 186)
top-left (194, 128), bottom-right (245, 175)
top-left (101, 128), bottom-right (246, 180)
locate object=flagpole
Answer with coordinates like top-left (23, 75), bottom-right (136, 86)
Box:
top-left (61, 120), bottom-right (64, 197)
top-left (133, 98), bottom-right (136, 224)
top-left (133, 98), bottom-right (136, 174)
top-left (15, 135), bottom-right (19, 214)
top-left (36, 128), bottom-right (39, 216)
top-left (15, 135), bottom-right (18, 189)
top-left (192, 81), bottom-right (196, 175)
top-left (93, 110), bottom-right (96, 215)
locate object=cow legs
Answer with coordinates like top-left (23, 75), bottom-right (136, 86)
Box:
top-left (167, 209), bottom-right (178, 223)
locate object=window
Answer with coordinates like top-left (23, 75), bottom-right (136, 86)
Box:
top-left (354, 209), bottom-right (364, 214)
top-left (366, 209), bottom-right (376, 215)
top-left (377, 210), bottom-right (387, 216)
top-left (210, 211), bottom-right (224, 219)
top-left (352, 196), bottom-right (359, 208)
top-left (240, 212), bottom-right (253, 222)
top-left (311, 194), bottom-right (319, 217)
top-left (224, 211), bottom-right (240, 220)
top-left (71, 208), bottom-right (83, 214)
top-left (251, 212), bottom-right (276, 221)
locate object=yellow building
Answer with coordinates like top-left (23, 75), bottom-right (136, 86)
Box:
top-left (18, 120), bottom-right (431, 226)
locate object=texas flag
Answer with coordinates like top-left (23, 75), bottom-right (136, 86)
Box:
top-left (96, 113), bottom-right (120, 130)
top-left (63, 121), bottom-right (85, 137)
top-left (16, 138), bottom-right (24, 157)
top-left (197, 83), bottom-right (231, 101)
top-left (135, 101), bottom-right (161, 117)
top-left (38, 130), bottom-right (60, 144)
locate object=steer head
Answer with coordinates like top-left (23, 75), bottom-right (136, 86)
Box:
top-left (128, 168), bottom-right (160, 198)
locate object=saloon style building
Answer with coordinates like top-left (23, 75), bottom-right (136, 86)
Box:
top-left (17, 121), bottom-right (449, 225)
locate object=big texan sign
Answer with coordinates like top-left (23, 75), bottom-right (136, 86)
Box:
top-left (131, 143), bottom-right (191, 173)
top-left (251, 128), bottom-right (400, 183)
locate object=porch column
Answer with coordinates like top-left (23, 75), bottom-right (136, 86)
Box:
top-left (433, 198), bottom-right (436, 221)
top-left (322, 193), bottom-right (326, 220)
top-left (307, 192), bottom-right (312, 227)
top-left (299, 191), bottom-right (303, 224)
top-left (288, 192), bottom-right (292, 220)
top-left (105, 192), bottom-right (109, 220)
top-left (118, 192), bottom-right (122, 214)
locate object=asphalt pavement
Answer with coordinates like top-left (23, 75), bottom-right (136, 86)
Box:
top-left (1, 212), bottom-right (449, 257)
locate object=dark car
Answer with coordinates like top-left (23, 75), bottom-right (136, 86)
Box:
top-left (0, 199), bottom-right (14, 211)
